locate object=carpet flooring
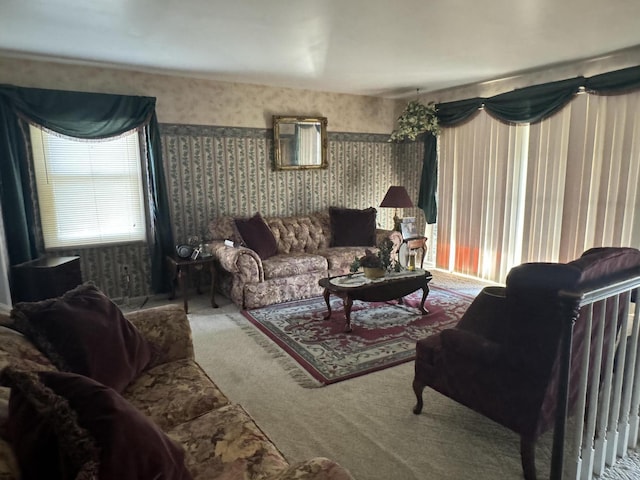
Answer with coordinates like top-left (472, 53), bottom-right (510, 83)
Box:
top-left (128, 269), bottom-right (640, 480)
top-left (241, 285), bottom-right (473, 386)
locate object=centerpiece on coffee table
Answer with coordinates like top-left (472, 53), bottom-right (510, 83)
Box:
top-left (358, 250), bottom-right (386, 279)
top-left (350, 238), bottom-right (397, 279)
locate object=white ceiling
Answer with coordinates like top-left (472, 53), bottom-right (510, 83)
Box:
top-left (1, 0), bottom-right (640, 98)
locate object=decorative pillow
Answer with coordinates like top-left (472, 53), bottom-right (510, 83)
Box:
top-left (233, 212), bottom-right (278, 259)
top-left (2, 368), bottom-right (192, 480)
top-left (9, 283), bottom-right (155, 393)
top-left (329, 207), bottom-right (377, 247)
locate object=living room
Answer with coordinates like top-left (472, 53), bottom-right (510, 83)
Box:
top-left (1, 2), bottom-right (640, 479)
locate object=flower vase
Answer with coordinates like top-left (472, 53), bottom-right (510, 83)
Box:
top-left (363, 267), bottom-right (385, 279)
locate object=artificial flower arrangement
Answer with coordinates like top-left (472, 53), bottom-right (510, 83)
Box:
top-left (388, 100), bottom-right (439, 142)
top-left (349, 238), bottom-right (399, 273)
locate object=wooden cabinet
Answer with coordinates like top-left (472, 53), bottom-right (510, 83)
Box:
top-left (12, 256), bottom-right (82, 302)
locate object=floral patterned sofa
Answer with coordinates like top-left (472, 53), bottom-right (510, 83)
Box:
top-left (0, 285), bottom-right (354, 480)
top-left (208, 209), bottom-right (401, 309)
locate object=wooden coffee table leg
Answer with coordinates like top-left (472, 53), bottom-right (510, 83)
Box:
top-left (343, 296), bottom-right (353, 333)
top-left (419, 285), bottom-right (430, 314)
top-left (322, 288), bottom-right (332, 319)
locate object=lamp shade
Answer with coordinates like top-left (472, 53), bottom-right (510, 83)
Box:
top-left (380, 186), bottom-right (413, 208)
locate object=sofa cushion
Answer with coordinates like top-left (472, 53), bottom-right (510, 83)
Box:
top-left (262, 253), bottom-right (328, 280)
top-left (124, 358), bottom-right (229, 431)
top-left (2, 368), bottom-right (192, 480)
top-left (209, 215), bottom-right (239, 242)
top-left (234, 212), bottom-right (278, 259)
top-left (9, 283), bottom-right (154, 393)
top-left (166, 404), bottom-right (288, 480)
top-left (318, 246), bottom-right (371, 272)
top-left (329, 207), bottom-right (377, 247)
top-left (266, 215), bottom-right (328, 253)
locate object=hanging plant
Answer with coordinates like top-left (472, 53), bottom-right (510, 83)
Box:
top-left (389, 100), bottom-right (439, 142)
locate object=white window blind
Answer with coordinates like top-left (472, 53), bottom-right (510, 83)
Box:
top-left (30, 125), bottom-right (147, 249)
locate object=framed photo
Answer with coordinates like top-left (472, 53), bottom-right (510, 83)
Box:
top-left (400, 217), bottom-right (418, 239)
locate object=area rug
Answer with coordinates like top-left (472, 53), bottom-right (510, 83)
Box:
top-left (241, 285), bottom-right (475, 386)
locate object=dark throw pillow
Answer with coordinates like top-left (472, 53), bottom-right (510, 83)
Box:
top-left (329, 207), bottom-right (377, 247)
top-left (2, 368), bottom-right (192, 480)
top-left (233, 212), bottom-right (278, 259)
top-left (9, 283), bottom-right (154, 393)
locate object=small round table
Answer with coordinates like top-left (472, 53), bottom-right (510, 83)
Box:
top-left (398, 236), bottom-right (428, 269)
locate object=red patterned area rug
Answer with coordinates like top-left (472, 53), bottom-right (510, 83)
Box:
top-left (241, 285), bottom-right (475, 386)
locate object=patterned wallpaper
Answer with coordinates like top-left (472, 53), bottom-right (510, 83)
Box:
top-left (48, 126), bottom-right (424, 301)
top-left (0, 56), bottom-right (398, 133)
top-left (162, 124), bottom-right (425, 250)
top-left (0, 56), bottom-right (426, 301)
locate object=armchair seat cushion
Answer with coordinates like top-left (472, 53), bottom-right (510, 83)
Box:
top-left (439, 329), bottom-right (503, 364)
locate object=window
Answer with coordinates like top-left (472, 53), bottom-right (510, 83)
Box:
top-left (29, 125), bottom-right (147, 249)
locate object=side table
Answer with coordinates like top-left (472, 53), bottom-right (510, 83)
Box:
top-left (399, 236), bottom-right (428, 269)
top-left (166, 255), bottom-right (218, 313)
top-left (12, 256), bottom-right (82, 302)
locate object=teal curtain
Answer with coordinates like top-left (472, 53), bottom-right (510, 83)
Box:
top-left (0, 85), bottom-right (174, 293)
top-left (419, 64), bottom-right (640, 224)
top-left (417, 133), bottom-right (437, 224)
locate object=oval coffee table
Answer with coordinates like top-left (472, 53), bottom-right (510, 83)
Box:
top-left (318, 269), bottom-right (433, 333)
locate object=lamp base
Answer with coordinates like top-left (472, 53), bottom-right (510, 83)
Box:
top-left (393, 213), bottom-right (402, 232)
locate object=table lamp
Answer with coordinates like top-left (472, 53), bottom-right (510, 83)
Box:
top-left (380, 186), bottom-right (413, 231)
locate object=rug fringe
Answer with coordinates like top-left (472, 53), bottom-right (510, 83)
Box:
top-left (227, 311), bottom-right (323, 388)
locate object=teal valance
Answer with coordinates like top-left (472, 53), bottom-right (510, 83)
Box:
top-left (436, 64), bottom-right (640, 127)
top-left (0, 85), bottom-right (174, 293)
top-left (419, 64), bottom-right (640, 224)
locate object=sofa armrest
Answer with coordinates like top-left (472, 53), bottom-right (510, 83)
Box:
top-left (440, 328), bottom-right (503, 365)
top-left (271, 457), bottom-right (354, 480)
top-left (209, 240), bottom-right (264, 283)
top-left (125, 304), bottom-right (195, 367)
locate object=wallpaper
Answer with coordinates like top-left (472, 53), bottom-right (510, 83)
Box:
top-left (0, 56), bottom-right (425, 301)
top-left (0, 56), bottom-right (398, 133)
top-left (163, 124), bottom-right (425, 250)
top-left (45, 126), bottom-right (424, 300)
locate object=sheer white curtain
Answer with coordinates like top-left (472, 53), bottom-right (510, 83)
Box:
top-left (296, 124), bottom-right (321, 165)
top-left (437, 90), bottom-right (640, 283)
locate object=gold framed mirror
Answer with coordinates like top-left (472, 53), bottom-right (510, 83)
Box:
top-left (273, 116), bottom-right (328, 170)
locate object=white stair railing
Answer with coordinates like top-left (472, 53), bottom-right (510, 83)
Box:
top-left (551, 278), bottom-right (640, 480)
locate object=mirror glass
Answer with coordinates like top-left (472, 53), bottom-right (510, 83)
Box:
top-left (273, 116), bottom-right (328, 170)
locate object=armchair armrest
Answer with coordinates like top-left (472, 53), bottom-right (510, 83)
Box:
top-left (271, 457), bottom-right (354, 480)
top-left (209, 240), bottom-right (264, 283)
top-left (440, 328), bottom-right (503, 365)
top-left (125, 304), bottom-right (194, 367)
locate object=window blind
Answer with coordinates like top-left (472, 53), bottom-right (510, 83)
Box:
top-left (30, 125), bottom-right (147, 249)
